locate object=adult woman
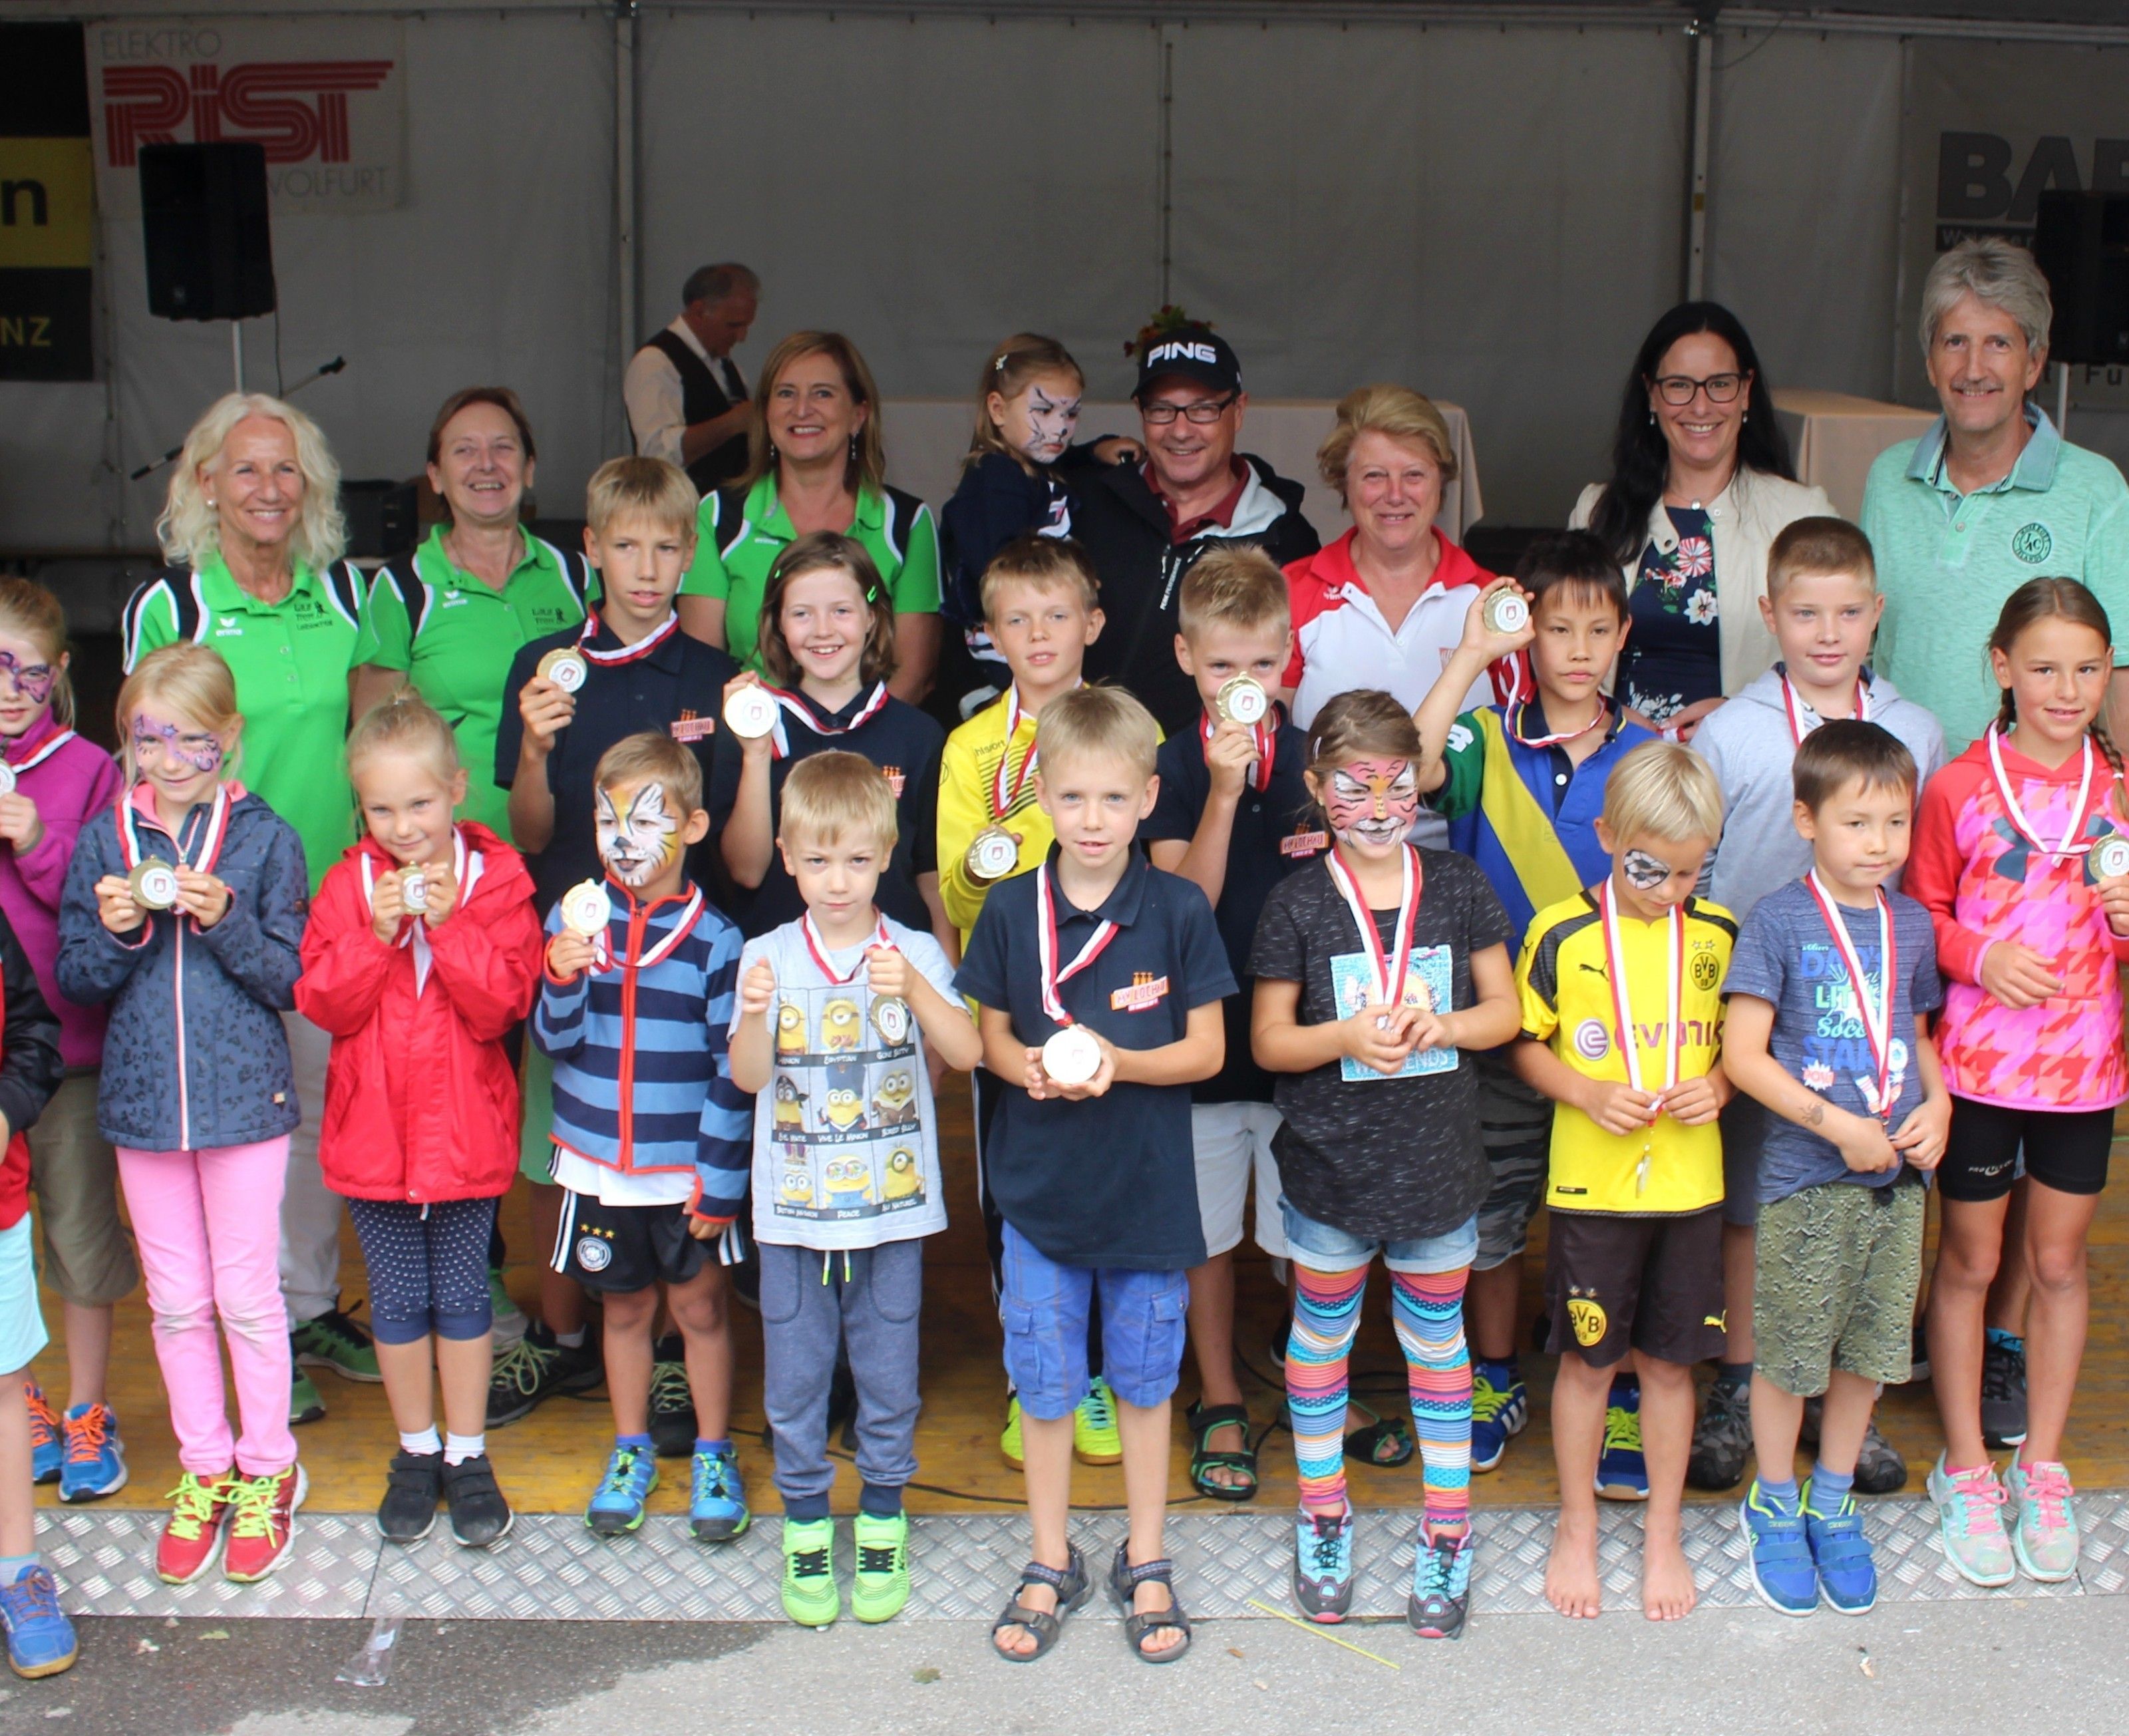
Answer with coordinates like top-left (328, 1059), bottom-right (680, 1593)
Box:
top-left (1573, 303), bottom-right (1832, 736)
top-left (677, 331), bottom-right (941, 703)
top-left (352, 387), bottom-right (591, 839)
top-left (122, 392), bottom-right (377, 1421)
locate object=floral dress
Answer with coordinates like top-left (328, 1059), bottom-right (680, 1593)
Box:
top-left (1619, 504), bottom-right (1722, 726)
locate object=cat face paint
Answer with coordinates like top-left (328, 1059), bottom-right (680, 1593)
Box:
top-left (0, 653), bottom-right (55, 707)
top-left (1000, 380), bottom-right (1081, 465)
top-left (130, 714), bottom-right (224, 777)
top-left (595, 778), bottom-right (681, 888)
top-left (1621, 848), bottom-right (1673, 890)
top-left (1323, 757), bottom-right (1419, 850)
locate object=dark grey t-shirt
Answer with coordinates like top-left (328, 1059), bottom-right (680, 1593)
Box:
top-left (1724, 878), bottom-right (1943, 1204)
top-left (1248, 849), bottom-right (1512, 1241)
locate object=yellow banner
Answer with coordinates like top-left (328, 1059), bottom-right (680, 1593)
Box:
top-left (0, 138), bottom-right (94, 269)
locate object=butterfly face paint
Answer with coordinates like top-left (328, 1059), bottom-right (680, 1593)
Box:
top-left (0, 653), bottom-right (56, 707)
top-left (1002, 380), bottom-right (1082, 465)
top-left (1621, 848), bottom-right (1673, 890)
top-left (596, 779), bottom-right (681, 888)
top-left (1323, 757), bottom-right (1420, 852)
top-left (130, 715), bottom-right (225, 777)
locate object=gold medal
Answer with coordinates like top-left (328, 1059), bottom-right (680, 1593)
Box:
top-left (560, 879), bottom-right (612, 937)
top-left (1482, 590), bottom-right (1530, 635)
top-left (870, 996), bottom-right (912, 1047)
top-left (536, 647), bottom-right (589, 693)
top-left (401, 870), bottom-right (430, 914)
top-left (128, 857), bottom-right (181, 911)
top-left (967, 826), bottom-right (1019, 882)
top-left (1215, 675), bottom-right (1269, 725)
top-left (2097, 834), bottom-right (2129, 880)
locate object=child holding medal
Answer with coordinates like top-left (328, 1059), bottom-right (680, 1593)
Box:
top-left (1907, 578), bottom-right (2129, 1588)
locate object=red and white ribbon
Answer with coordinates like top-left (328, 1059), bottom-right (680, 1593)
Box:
top-left (1035, 865), bottom-right (1118, 1026)
top-left (1199, 712), bottom-right (1275, 792)
top-left (1600, 878), bottom-right (1681, 1103)
top-left (117, 783), bottom-right (234, 878)
top-left (1780, 670), bottom-right (1870, 747)
top-left (1987, 725), bottom-right (2093, 858)
top-left (1325, 843), bottom-right (1423, 1016)
top-left (801, 913), bottom-right (894, 985)
top-left (1805, 870), bottom-right (1895, 1121)
top-left (621, 884), bottom-right (706, 971)
top-left (1508, 697), bottom-right (1607, 752)
top-left (361, 828), bottom-right (485, 992)
top-left (577, 608), bottom-right (681, 667)
top-left (3, 727), bottom-right (76, 777)
top-left (762, 681), bottom-right (892, 761)
top-left (991, 686), bottom-right (1044, 820)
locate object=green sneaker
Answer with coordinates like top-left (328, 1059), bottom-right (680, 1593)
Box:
top-left (999, 1396), bottom-right (1024, 1470)
top-left (1074, 1377), bottom-right (1122, 1466)
top-left (780, 1517), bottom-right (840, 1627)
top-left (291, 1305), bottom-right (381, 1383)
top-left (289, 1369), bottom-right (326, 1427)
top-left (851, 1510), bottom-right (911, 1623)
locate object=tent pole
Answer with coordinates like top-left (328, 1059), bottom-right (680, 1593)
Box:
top-left (1684, 14), bottom-right (1713, 301)
top-left (615, 1), bottom-right (639, 399)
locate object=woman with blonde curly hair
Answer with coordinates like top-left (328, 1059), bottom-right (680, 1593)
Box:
top-left (120, 391), bottom-right (380, 1421)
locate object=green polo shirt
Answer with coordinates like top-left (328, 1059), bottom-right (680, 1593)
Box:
top-left (1864, 407), bottom-right (2129, 752)
top-left (122, 554), bottom-right (366, 892)
top-left (679, 473), bottom-right (941, 672)
top-left (354, 525), bottom-right (589, 838)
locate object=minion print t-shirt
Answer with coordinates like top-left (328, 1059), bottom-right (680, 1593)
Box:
top-left (733, 914), bottom-right (958, 1250)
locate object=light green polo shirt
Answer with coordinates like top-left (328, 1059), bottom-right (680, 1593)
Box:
top-left (679, 473), bottom-right (941, 672)
top-left (353, 525), bottom-right (589, 839)
top-left (1864, 406), bottom-right (2129, 752)
top-left (122, 554), bottom-right (366, 892)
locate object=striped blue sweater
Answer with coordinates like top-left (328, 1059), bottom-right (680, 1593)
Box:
top-left (531, 882), bottom-right (751, 1221)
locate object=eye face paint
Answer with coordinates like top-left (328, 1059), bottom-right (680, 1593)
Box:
top-left (0, 653), bottom-right (55, 706)
top-left (131, 715), bottom-right (224, 776)
top-left (1621, 848), bottom-right (1673, 891)
top-left (1011, 383), bottom-right (1081, 464)
top-left (595, 779), bottom-right (680, 888)
top-left (1323, 757), bottom-right (1419, 849)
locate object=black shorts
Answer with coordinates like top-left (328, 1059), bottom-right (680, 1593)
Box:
top-left (552, 1190), bottom-right (715, 1294)
top-left (1937, 1099), bottom-right (2114, 1203)
top-left (1544, 1206), bottom-right (1726, 1369)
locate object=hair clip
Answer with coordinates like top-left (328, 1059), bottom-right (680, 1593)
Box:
top-left (993, 354), bottom-right (1007, 373)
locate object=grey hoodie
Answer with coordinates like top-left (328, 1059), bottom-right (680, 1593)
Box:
top-left (1693, 665), bottom-right (1947, 922)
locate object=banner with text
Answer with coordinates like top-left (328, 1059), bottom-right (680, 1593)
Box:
top-left (1, 23), bottom-right (95, 381)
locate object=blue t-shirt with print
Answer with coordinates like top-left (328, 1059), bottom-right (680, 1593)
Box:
top-left (1723, 878), bottom-right (1943, 1204)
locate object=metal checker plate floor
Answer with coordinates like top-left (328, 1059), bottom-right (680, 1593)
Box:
top-left (42, 1494), bottom-right (2129, 1622)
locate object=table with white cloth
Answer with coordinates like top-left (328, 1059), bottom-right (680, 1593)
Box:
top-left (1771, 389), bottom-right (1939, 522)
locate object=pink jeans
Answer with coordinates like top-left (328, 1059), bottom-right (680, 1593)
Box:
top-left (115, 1138), bottom-right (298, 1477)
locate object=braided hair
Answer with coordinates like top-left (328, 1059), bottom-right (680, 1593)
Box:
top-left (1988, 576), bottom-right (2125, 787)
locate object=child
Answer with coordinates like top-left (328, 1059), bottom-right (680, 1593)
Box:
top-left (57, 644), bottom-right (311, 1584)
top-left (1685, 518), bottom-right (1945, 1494)
top-left (295, 692), bottom-right (544, 1548)
top-left (1141, 548), bottom-right (1321, 1503)
top-left (534, 732), bottom-right (752, 1545)
top-left (1720, 721), bottom-right (1949, 1616)
top-left (1412, 530), bottom-right (1655, 1481)
top-left (957, 685), bottom-right (1231, 1665)
top-left (1511, 742), bottom-right (1733, 1622)
top-left (728, 753), bottom-right (981, 1626)
top-left (491, 456), bottom-right (740, 1436)
top-left (712, 532), bottom-right (951, 947)
top-left (0, 901), bottom-right (73, 1676)
top-left (0, 581), bottom-right (133, 1502)
top-left (1909, 578), bottom-right (2129, 1587)
top-left (1251, 689), bottom-right (1520, 1638)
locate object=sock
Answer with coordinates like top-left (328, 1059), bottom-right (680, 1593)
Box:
top-left (783, 1492), bottom-right (832, 1522)
top-left (553, 1326), bottom-right (587, 1350)
top-left (443, 1432), bottom-right (484, 1466)
top-left (399, 1427), bottom-right (442, 1458)
top-left (1287, 1266), bottom-right (1368, 1512)
top-left (695, 1437), bottom-right (732, 1458)
top-left (1985, 1327), bottom-right (2025, 1356)
top-left (859, 1482), bottom-right (903, 1518)
top-left (1609, 1373), bottom-right (1641, 1406)
top-left (0, 1554), bottom-right (37, 1586)
top-left (1756, 1474), bottom-right (1801, 1512)
top-left (616, 1432), bottom-right (653, 1452)
top-left (1717, 1360), bottom-right (1753, 1391)
top-left (1391, 1270), bottom-right (1473, 1534)
top-left (1806, 1465), bottom-right (1856, 1514)
top-left (1474, 1355), bottom-right (1518, 1388)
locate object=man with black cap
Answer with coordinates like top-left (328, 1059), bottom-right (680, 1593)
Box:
top-left (1071, 324), bottom-right (1319, 734)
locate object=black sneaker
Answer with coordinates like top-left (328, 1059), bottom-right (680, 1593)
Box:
top-left (650, 1335), bottom-right (698, 1459)
top-left (377, 1451), bottom-right (442, 1544)
top-left (1800, 1400), bottom-right (1908, 1495)
top-left (1686, 1378), bottom-right (1752, 1490)
top-left (1906, 1320), bottom-right (1931, 1385)
top-left (486, 1321), bottom-right (603, 1428)
top-left (1980, 1336), bottom-right (2028, 1448)
top-left (441, 1455), bottom-right (514, 1550)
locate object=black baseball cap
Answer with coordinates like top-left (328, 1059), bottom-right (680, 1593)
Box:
top-left (1133, 324), bottom-right (1242, 400)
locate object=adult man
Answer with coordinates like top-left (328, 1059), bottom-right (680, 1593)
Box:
top-left (1865, 236), bottom-right (2129, 754)
top-left (1073, 325), bottom-right (1319, 733)
top-left (623, 263), bottom-right (760, 494)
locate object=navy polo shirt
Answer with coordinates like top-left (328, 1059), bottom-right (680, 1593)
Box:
top-left (707, 689), bottom-right (944, 938)
top-left (1142, 715), bottom-right (1323, 1104)
top-left (955, 848), bottom-right (1235, 1270)
top-left (494, 615), bottom-right (741, 915)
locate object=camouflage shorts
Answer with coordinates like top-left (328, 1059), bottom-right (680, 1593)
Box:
top-left (1753, 1177), bottom-right (1923, 1398)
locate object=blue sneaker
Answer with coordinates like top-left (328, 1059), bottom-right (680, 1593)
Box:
top-left (58, 1403), bottom-right (126, 1504)
top-left (1292, 1509), bottom-right (1354, 1622)
top-left (688, 1445), bottom-right (750, 1543)
top-left (1408, 1529), bottom-right (1473, 1639)
top-left (0, 1565), bottom-right (77, 1679)
top-left (1470, 1361), bottom-right (1527, 1474)
top-left (1595, 1380), bottom-right (1649, 1501)
top-left (584, 1443), bottom-right (659, 1538)
top-left (23, 1384), bottom-right (59, 1486)
top-left (1739, 1480), bottom-right (1817, 1617)
top-left (1802, 1482), bottom-right (1878, 1615)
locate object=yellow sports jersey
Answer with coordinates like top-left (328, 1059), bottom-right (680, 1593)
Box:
top-left (937, 691), bottom-right (1054, 950)
top-left (1516, 888), bottom-right (1736, 1216)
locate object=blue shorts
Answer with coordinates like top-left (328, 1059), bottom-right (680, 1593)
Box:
top-left (1281, 1200), bottom-right (1479, 1276)
top-left (999, 1224), bottom-right (1188, 1421)
top-left (0, 1216), bottom-right (49, 1377)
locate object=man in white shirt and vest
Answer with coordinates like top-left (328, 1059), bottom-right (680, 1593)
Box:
top-left (623, 262), bottom-right (760, 494)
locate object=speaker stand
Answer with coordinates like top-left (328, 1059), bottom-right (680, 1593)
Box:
top-left (231, 320), bottom-right (245, 395)
top-left (2056, 361), bottom-right (2071, 440)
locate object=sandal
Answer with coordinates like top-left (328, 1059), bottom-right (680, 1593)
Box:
top-left (1108, 1542), bottom-right (1193, 1664)
top-left (1344, 1411), bottom-right (1414, 1469)
top-left (1186, 1400), bottom-right (1258, 1502)
top-left (989, 1544), bottom-right (1090, 1663)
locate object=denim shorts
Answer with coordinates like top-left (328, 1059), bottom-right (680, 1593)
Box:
top-left (999, 1223), bottom-right (1188, 1421)
top-left (1280, 1199), bottom-right (1480, 1276)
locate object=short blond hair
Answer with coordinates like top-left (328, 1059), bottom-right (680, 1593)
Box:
top-left (116, 643), bottom-right (243, 785)
top-left (593, 730), bottom-right (703, 817)
top-left (979, 535), bottom-right (1101, 621)
top-left (348, 687), bottom-right (461, 786)
top-left (1317, 383), bottom-right (1458, 504)
top-left (1035, 684), bottom-right (1158, 784)
top-left (158, 392), bottom-right (346, 571)
top-left (1766, 516), bottom-right (1876, 600)
top-left (585, 456), bottom-right (698, 540)
top-left (778, 749), bottom-right (899, 854)
top-left (1603, 741), bottom-right (1724, 845)
top-left (1178, 546), bottom-right (1291, 641)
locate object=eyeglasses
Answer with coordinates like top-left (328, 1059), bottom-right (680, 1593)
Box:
top-left (1140, 394), bottom-right (1237, 426)
top-left (1651, 372), bottom-right (1747, 407)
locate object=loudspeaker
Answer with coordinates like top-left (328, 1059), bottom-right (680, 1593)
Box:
top-left (139, 142), bottom-right (275, 323)
top-left (2033, 190), bottom-right (2129, 367)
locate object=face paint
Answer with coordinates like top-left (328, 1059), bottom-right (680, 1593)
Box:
top-left (131, 716), bottom-right (224, 775)
top-left (1621, 848), bottom-right (1673, 890)
top-left (1006, 382), bottom-right (1081, 464)
top-left (1323, 757), bottom-right (1419, 850)
top-left (595, 779), bottom-right (680, 888)
top-left (0, 653), bottom-right (55, 706)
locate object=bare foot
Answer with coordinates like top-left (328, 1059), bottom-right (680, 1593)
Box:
top-left (1131, 1572), bottom-right (1186, 1657)
top-left (1641, 1528), bottom-right (1697, 1622)
top-left (993, 1572), bottom-right (1061, 1659)
top-left (1546, 1509), bottom-right (1602, 1618)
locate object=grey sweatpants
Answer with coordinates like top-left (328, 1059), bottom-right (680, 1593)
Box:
top-left (759, 1238), bottom-right (923, 1516)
